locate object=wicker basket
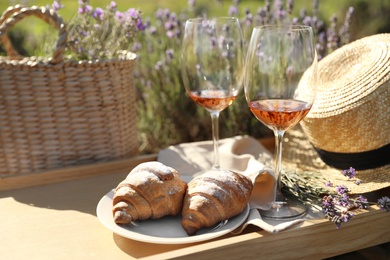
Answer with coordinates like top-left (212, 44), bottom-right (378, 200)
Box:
top-left (0, 6), bottom-right (138, 175)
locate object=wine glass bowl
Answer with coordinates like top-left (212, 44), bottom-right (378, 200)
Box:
top-left (181, 17), bottom-right (244, 170)
top-left (244, 25), bottom-right (317, 218)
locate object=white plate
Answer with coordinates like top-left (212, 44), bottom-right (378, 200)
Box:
top-left (96, 189), bottom-right (249, 244)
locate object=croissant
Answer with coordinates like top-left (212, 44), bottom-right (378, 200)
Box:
top-left (181, 170), bottom-right (253, 235)
top-left (112, 161), bottom-right (187, 224)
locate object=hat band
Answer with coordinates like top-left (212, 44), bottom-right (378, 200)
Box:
top-left (313, 143), bottom-right (390, 170)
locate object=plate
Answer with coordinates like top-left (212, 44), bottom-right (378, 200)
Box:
top-left (96, 189), bottom-right (249, 244)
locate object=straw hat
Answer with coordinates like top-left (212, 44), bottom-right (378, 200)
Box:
top-left (283, 34), bottom-right (390, 194)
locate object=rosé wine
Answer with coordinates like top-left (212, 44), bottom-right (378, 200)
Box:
top-left (189, 90), bottom-right (237, 112)
top-left (249, 99), bottom-right (311, 131)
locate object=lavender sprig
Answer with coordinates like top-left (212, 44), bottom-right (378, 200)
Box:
top-left (322, 195), bottom-right (354, 229)
top-left (378, 196), bottom-right (390, 212)
top-left (321, 167), bottom-right (389, 229)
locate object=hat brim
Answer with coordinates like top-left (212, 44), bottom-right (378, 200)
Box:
top-left (282, 125), bottom-right (390, 194)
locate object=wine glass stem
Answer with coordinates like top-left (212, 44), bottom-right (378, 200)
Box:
top-left (274, 130), bottom-right (285, 201)
top-left (210, 112), bottom-right (221, 170)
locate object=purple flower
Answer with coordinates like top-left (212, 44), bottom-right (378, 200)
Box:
top-left (322, 195), bottom-right (354, 229)
top-left (79, 4), bottom-right (93, 14)
top-left (131, 42), bottom-right (142, 52)
top-left (166, 49), bottom-right (174, 61)
top-left (354, 195), bottom-right (369, 209)
top-left (322, 195), bottom-right (335, 215)
top-left (137, 19), bottom-right (146, 31)
top-left (211, 36), bottom-right (217, 47)
top-left (378, 196), bottom-right (390, 212)
top-left (342, 167), bottom-right (356, 179)
top-left (166, 30), bottom-right (174, 38)
top-left (155, 9), bottom-right (164, 20)
top-left (244, 8), bottom-right (253, 26)
top-left (165, 21), bottom-right (174, 30)
top-left (325, 181), bottom-right (332, 187)
top-left (126, 8), bottom-right (139, 18)
top-left (337, 193), bottom-right (350, 207)
top-left (108, 1), bottom-right (117, 12)
top-left (52, 0), bottom-right (63, 12)
top-left (115, 11), bottom-right (124, 23)
top-left (335, 185), bottom-right (349, 195)
top-left (228, 6), bottom-right (239, 16)
top-left (149, 26), bottom-right (157, 35)
top-left (92, 8), bottom-right (104, 21)
top-left (336, 211), bottom-right (354, 228)
top-left (155, 61), bottom-right (163, 70)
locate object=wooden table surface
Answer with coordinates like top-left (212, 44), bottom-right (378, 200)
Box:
top-left (0, 140), bottom-right (389, 260)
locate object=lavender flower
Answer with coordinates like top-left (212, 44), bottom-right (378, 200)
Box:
top-left (228, 6), bottom-right (239, 16)
top-left (51, 0), bottom-right (63, 12)
top-left (378, 196), bottom-right (390, 212)
top-left (353, 195), bottom-right (369, 209)
top-left (322, 195), bottom-right (354, 229)
top-left (92, 8), bottom-right (104, 21)
top-left (108, 1), bottom-right (117, 12)
top-left (335, 185), bottom-right (349, 195)
top-left (333, 211), bottom-right (354, 229)
top-left (342, 167), bottom-right (356, 179)
top-left (154, 61), bottom-right (163, 70)
top-left (165, 49), bottom-right (174, 62)
top-left (78, 3), bottom-right (92, 14)
top-left (114, 11), bottom-right (124, 23)
top-left (339, 7), bottom-right (354, 45)
top-left (337, 193), bottom-right (350, 207)
top-left (243, 8), bottom-right (253, 26)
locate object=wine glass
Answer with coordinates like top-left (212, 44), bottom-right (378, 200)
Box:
top-left (244, 25), bottom-right (317, 218)
top-left (181, 17), bottom-right (244, 172)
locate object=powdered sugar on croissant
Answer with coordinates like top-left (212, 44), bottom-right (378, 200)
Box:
top-left (112, 161), bottom-right (187, 224)
top-left (181, 170), bottom-right (253, 235)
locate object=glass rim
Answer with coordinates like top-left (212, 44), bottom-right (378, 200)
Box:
top-left (185, 16), bottom-right (240, 24)
top-left (253, 24), bottom-right (313, 31)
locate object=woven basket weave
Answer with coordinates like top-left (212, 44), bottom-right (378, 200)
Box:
top-left (0, 6), bottom-right (138, 175)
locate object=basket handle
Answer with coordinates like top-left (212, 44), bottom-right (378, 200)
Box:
top-left (0, 5), bottom-right (68, 64)
top-left (0, 5), bottom-right (25, 57)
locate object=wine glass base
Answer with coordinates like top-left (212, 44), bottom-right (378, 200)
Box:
top-left (259, 196), bottom-right (307, 220)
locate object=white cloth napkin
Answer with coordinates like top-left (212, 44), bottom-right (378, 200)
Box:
top-left (157, 135), bottom-right (304, 234)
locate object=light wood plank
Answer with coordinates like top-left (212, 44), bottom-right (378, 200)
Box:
top-left (0, 154), bottom-right (157, 191)
top-left (142, 207), bottom-right (390, 260)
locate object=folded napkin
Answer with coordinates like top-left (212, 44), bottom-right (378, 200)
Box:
top-left (157, 135), bottom-right (304, 234)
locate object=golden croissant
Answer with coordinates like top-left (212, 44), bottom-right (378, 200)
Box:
top-left (181, 170), bottom-right (253, 235)
top-left (112, 161), bottom-right (187, 224)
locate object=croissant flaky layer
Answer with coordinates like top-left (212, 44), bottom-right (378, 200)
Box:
top-left (112, 161), bottom-right (187, 224)
top-left (181, 170), bottom-right (253, 235)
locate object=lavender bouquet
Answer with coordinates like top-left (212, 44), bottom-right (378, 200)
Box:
top-left (52, 0), bottom-right (145, 60)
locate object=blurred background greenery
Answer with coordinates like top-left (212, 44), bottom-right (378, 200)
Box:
top-left (2, 0), bottom-right (389, 41)
top-left (1, 0), bottom-right (389, 154)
